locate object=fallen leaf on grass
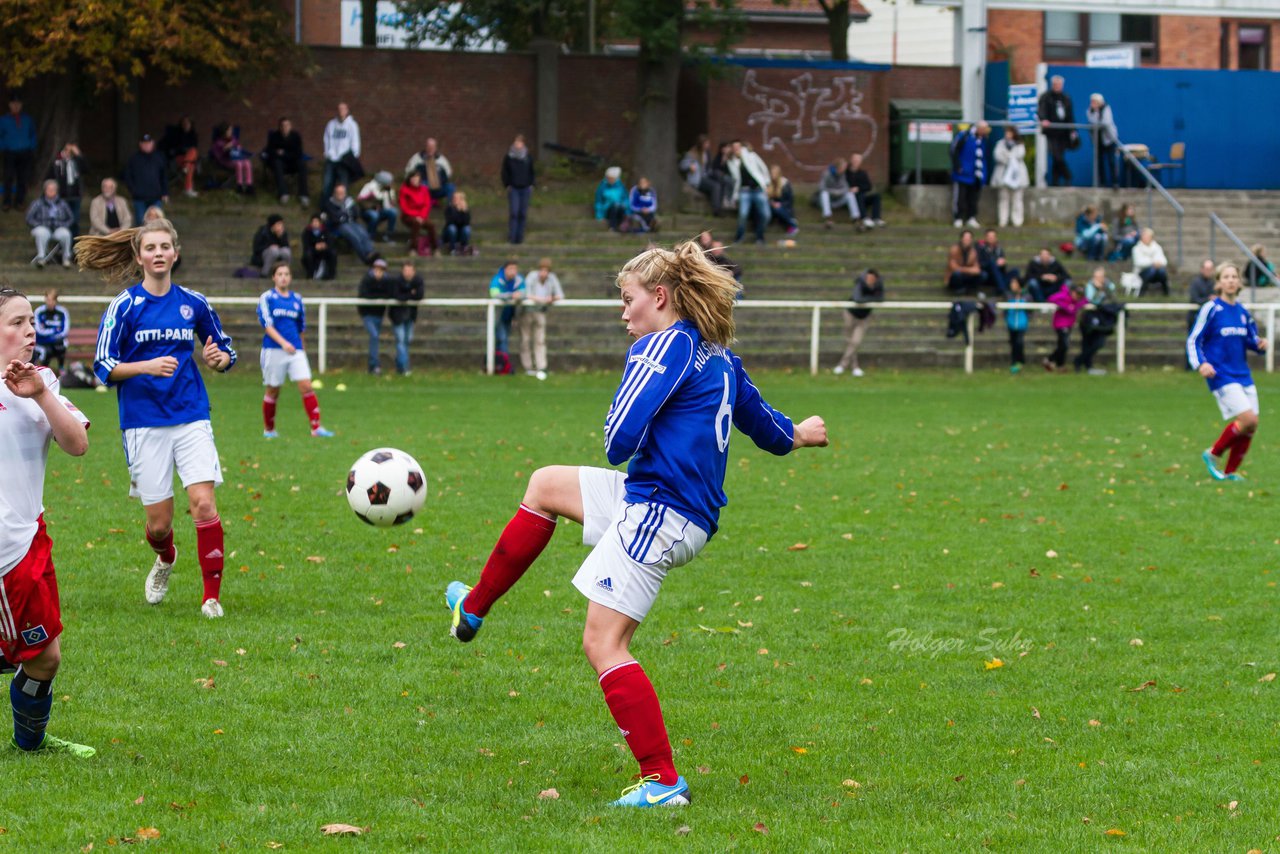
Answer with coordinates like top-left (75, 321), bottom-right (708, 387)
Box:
top-left (739, 774), bottom-right (750, 785)
top-left (1104, 828), bottom-right (1126, 837)
top-left (320, 823), bottom-right (366, 836)
top-left (392, 642), bottom-right (406, 649)
top-left (266, 844), bottom-right (284, 850)
top-left (194, 677), bottom-right (214, 689)
top-left (212, 660), bottom-right (228, 667)
top-left (1259, 673), bottom-right (1276, 683)
top-left (842, 779), bottom-right (861, 788)
top-left (757, 648), bottom-right (769, 655)
top-left (1129, 681), bottom-right (1156, 692)
top-left (696, 765), bottom-right (710, 774)
top-left (305, 555), bottom-right (325, 563)
top-left (538, 788), bottom-right (560, 800)
top-left (697, 624), bottom-right (739, 634)
top-left (1089, 719), bottom-right (1101, 727)
top-left (984, 658), bottom-right (1004, 670)
top-left (1045, 550), bottom-right (1058, 559)
top-left (1031, 707), bottom-right (1041, 719)
top-left (790, 746), bottom-right (808, 754)
top-left (787, 543), bottom-right (808, 551)
top-left (133, 795), bottom-right (144, 805)
top-left (1219, 800), bottom-right (1239, 811)
top-left (675, 825), bottom-right (691, 836)
top-left (1129, 638), bottom-right (1144, 646)
top-left (135, 828), bottom-right (160, 840)
top-left (752, 823), bottom-right (768, 835)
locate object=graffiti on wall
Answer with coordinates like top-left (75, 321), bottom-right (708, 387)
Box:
top-left (742, 70), bottom-right (878, 173)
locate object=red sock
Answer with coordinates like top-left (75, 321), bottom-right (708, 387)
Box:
top-left (464, 505), bottom-right (556, 617)
top-left (145, 527), bottom-right (176, 564)
top-left (1226, 433), bottom-right (1253, 474)
top-left (1211, 421), bottom-right (1241, 457)
top-left (194, 515), bottom-right (224, 602)
top-left (599, 660), bottom-right (677, 785)
top-left (263, 396), bottom-right (277, 431)
top-left (301, 392), bottom-right (321, 431)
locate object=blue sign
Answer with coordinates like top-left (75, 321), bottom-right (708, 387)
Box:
top-left (1007, 84), bottom-right (1039, 133)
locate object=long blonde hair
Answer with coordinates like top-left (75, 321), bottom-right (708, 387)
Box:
top-left (1214, 261), bottom-right (1241, 295)
top-left (75, 219), bottom-right (182, 285)
top-left (616, 241), bottom-right (738, 346)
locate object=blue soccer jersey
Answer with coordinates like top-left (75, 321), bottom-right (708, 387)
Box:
top-left (257, 288), bottom-right (306, 350)
top-left (93, 283), bottom-right (237, 429)
top-left (1187, 298), bottom-right (1261, 391)
top-left (34, 305), bottom-right (70, 346)
top-left (603, 319), bottom-right (795, 537)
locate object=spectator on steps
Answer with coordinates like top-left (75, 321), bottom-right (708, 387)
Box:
top-left (26, 180), bottom-right (74, 268)
top-left (89, 177), bottom-right (133, 236)
top-left (398, 170), bottom-right (435, 256)
top-left (1186, 258), bottom-right (1216, 368)
top-left (404, 137), bottom-right (454, 203)
top-left (1045, 282), bottom-right (1087, 371)
top-left (443, 190), bottom-right (473, 256)
top-left (816, 157), bottom-right (859, 229)
top-left (992, 126), bottom-right (1028, 228)
top-left (1132, 228), bottom-right (1169, 296)
top-left (322, 102), bottom-right (361, 201)
top-left (1247, 244), bottom-right (1276, 289)
top-left (1087, 93), bottom-right (1120, 189)
top-left (302, 214), bottom-right (337, 280)
top-left (1108, 203), bottom-right (1139, 261)
top-left (728, 140), bottom-right (770, 245)
top-left (251, 213), bottom-right (292, 276)
top-left (211, 122), bottom-right (254, 194)
top-left (501, 134), bottom-right (535, 245)
top-left (833, 268), bottom-right (884, 377)
top-left (1038, 74), bottom-right (1075, 186)
top-left (45, 143), bottom-right (87, 239)
top-left (627, 176), bottom-right (658, 233)
top-left (945, 230), bottom-right (983, 294)
top-left (489, 261), bottom-right (525, 359)
top-left (1074, 205), bottom-right (1108, 261)
top-left (263, 117), bottom-right (309, 205)
top-left (978, 229), bottom-right (1017, 297)
top-left (358, 258), bottom-right (392, 375)
top-left (767, 164), bottom-right (799, 235)
top-left (357, 171), bottom-right (398, 243)
top-left (160, 115), bottom-right (200, 198)
top-left (1025, 247), bottom-right (1072, 302)
top-left (707, 142), bottom-right (734, 216)
top-left (122, 133), bottom-right (168, 226)
top-left (949, 121), bottom-right (989, 229)
top-left (681, 135), bottom-right (728, 215)
top-left (1084, 265), bottom-right (1116, 305)
top-left (1, 93), bottom-right (37, 212)
top-left (844, 153), bottom-right (884, 228)
top-left (520, 257), bottom-right (564, 380)
top-left (321, 183), bottom-right (376, 264)
top-left (594, 166), bottom-right (628, 232)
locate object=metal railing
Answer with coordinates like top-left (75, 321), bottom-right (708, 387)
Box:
top-left (41, 295), bottom-right (1276, 377)
top-left (1208, 212), bottom-right (1272, 303)
top-left (902, 119), bottom-right (1101, 187)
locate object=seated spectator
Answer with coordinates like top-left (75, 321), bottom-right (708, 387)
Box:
top-left (767, 164), bottom-right (799, 235)
top-left (945, 230), bottom-right (983, 294)
top-left (321, 183), bottom-right (376, 263)
top-left (1108, 203), bottom-right (1139, 261)
top-left (681, 135), bottom-right (729, 215)
top-left (1024, 247), bottom-right (1072, 302)
top-left (1132, 228), bottom-right (1169, 296)
top-left (263, 117), bottom-right (309, 205)
top-left (211, 122), bottom-right (254, 193)
top-left (45, 142), bottom-right (86, 239)
top-left (627, 176), bottom-right (658, 233)
top-left (398, 171), bottom-right (435, 256)
top-left (89, 177), bottom-right (133, 236)
top-left (1045, 282), bottom-right (1088, 371)
top-left (251, 214), bottom-right (292, 276)
top-left (33, 288), bottom-right (70, 373)
top-left (1074, 205), bottom-right (1108, 261)
top-left (302, 214), bottom-right (337, 280)
top-left (1084, 265), bottom-right (1116, 305)
top-left (443, 190), bottom-right (473, 256)
top-left (404, 137), bottom-right (454, 203)
top-left (697, 230), bottom-right (742, 283)
top-left (816, 158), bottom-right (860, 228)
top-left (1247, 244), bottom-right (1276, 289)
top-left (978, 229), bottom-right (1018, 296)
top-left (707, 142), bottom-right (734, 217)
top-left (594, 166), bottom-right (628, 232)
top-left (845, 153), bottom-right (884, 228)
top-left (26, 179), bottom-right (74, 268)
top-left (160, 115), bottom-right (200, 198)
top-left (357, 171), bottom-right (398, 242)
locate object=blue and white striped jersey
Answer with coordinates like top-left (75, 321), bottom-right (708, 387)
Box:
top-left (603, 319), bottom-right (795, 537)
top-left (257, 288), bottom-right (306, 350)
top-left (1187, 298), bottom-right (1261, 391)
top-left (93, 283), bottom-right (237, 429)
top-left (34, 305), bottom-right (70, 346)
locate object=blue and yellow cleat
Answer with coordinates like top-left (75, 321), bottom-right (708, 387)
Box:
top-left (263, 430), bottom-right (279, 439)
top-left (611, 774), bottom-right (691, 808)
top-left (1202, 449), bottom-right (1226, 481)
top-left (1226, 472), bottom-right (1245, 482)
top-left (311, 427), bottom-right (335, 438)
top-left (446, 581), bottom-right (483, 642)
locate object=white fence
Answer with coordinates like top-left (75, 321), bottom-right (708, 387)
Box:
top-left (43, 295), bottom-right (1279, 376)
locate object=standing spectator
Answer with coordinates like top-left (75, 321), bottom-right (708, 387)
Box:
top-left (1086, 93), bottom-right (1119, 189)
top-left (949, 121), bottom-right (989, 229)
top-left (322, 102), bottom-right (361, 201)
top-left (1109, 203), bottom-right (1140, 261)
top-left (26, 180), bottom-right (74, 268)
top-left (816, 158), bottom-right (859, 229)
top-left (1038, 75), bottom-right (1075, 186)
top-left (398, 171), bottom-right (435, 256)
top-left (767, 164), bottom-right (799, 235)
top-left (301, 214), bottom-right (337, 280)
top-left (390, 261), bottom-right (425, 376)
top-left (1074, 205), bottom-right (1108, 261)
top-left (978, 229), bottom-right (1017, 296)
top-left (34, 288), bottom-right (71, 373)
top-left (210, 123), bottom-right (254, 194)
top-left (263, 117), bottom-right (309, 205)
top-left (1004, 276), bottom-right (1030, 373)
top-left (1045, 282), bottom-right (1087, 371)
top-left (729, 140), bottom-right (770, 245)
top-left (520, 257), bottom-right (563, 380)
top-left (844, 153), bottom-right (884, 228)
top-left (250, 214), bottom-right (291, 276)
top-left (443, 190), bottom-right (473, 256)
top-left (89, 177), bottom-right (133, 236)
top-left (945, 230), bottom-right (983, 294)
top-left (160, 116), bottom-right (200, 198)
top-left (0, 94), bottom-right (37, 212)
top-left (992, 126), bottom-right (1028, 228)
top-left (1185, 258), bottom-right (1216, 370)
top-left (404, 137), bottom-right (453, 204)
top-left (833, 269), bottom-right (884, 377)
top-left (357, 258), bottom-right (391, 375)
top-left (501, 135), bottom-right (535, 245)
top-left (321, 183), bottom-right (376, 264)
top-left (357, 171), bottom-right (398, 243)
top-left (45, 143), bottom-right (87, 238)
top-left (594, 167), bottom-right (628, 232)
top-left (1075, 293), bottom-right (1118, 375)
top-left (1132, 228), bottom-right (1170, 296)
top-left (122, 134), bottom-right (168, 226)
top-left (627, 177), bottom-right (659, 233)
top-left (1084, 265), bottom-right (1116, 305)
top-left (489, 262), bottom-right (525, 363)
top-left (681, 135), bottom-right (728, 214)
top-left (1246, 244), bottom-right (1276, 289)
top-left (1024, 247), bottom-right (1072, 302)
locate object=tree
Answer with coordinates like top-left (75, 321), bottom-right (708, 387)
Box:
top-left (363, 0), bottom-right (379, 47)
top-left (815, 0), bottom-right (852, 61)
top-left (397, 0), bottom-right (598, 52)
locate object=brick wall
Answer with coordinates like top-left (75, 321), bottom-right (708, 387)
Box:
top-left (987, 10), bottom-right (1042, 83)
top-left (302, 0), bottom-right (342, 47)
top-left (556, 56), bottom-right (640, 165)
top-left (885, 65), bottom-right (960, 100)
top-left (1158, 16), bottom-right (1221, 68)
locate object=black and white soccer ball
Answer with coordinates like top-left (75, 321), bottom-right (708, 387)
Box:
top-left (345, 448), bottom-right (427, 527)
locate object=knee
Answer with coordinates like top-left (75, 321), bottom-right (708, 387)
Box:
top-left (24, 645), bottom-right (61, 680)
top-left (524, 466), bottom-right (556, 506)
top-left (581, 627), bottom-right (625, 671)
top-left (190, 495), bottom-right (218, 522)
top-left (1239, 412), bottom-right (1259, 434)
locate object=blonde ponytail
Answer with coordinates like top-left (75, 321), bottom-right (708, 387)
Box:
top-left (616, 241), bottom-right (738, 346)
top-left (75, 219), bottom-right (181, 285)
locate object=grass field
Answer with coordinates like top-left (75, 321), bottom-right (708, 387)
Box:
top-left (11, 367), bottom-right (1280, 851)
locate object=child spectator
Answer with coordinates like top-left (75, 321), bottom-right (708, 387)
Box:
top-left (767, 165), bottom-right (799, 235)
top-left (844, 153), bottom-right (884, 228)
top-left (833, 269), bottom-right (884, 377)
top-left (390, 261), bottom-right (425, 376)
top-left (398, 171), bottom-right (435, 256)
top-left (1004, 276), bottom-right (1030, 373)
top-left (26, 180), bottom-right (74, 268)
top-left (301, 214), bottom-right (337, 280)
top-left (1108, 204), bottom-right (1139, 261)
top-left (1024, 247), bottom-right (1071, 302)
top-left (443, 191), bottom-right (473, 256)
top-left (357, 171), bottom-right (398, 243)
top-left (160, 116), bottom-right (200, 198)
top-left (594, 167), bottom-right (628, 232)
top-left (45, 143), bottom-right (86, 239)
top-left (89, 178), bottom-right (132, 236)
top-left (501, 135), bottom-right (535, 245)
top-left (404, 137), bottom-right (453, 203)
top-left (520, 257), bottom-right (564, 380)
top-left (263, 117), bottom-right (309, 205)
top-left (817, 158), bottom-right (859, 228)
top-left (211, 123), bottom-right (254, 194)
top-left (992, 126), bottom-right (1027, 227)
top-left (945, 230), bottom-right (983, 294)
top-left (250, 214), bottom-right (291, 276)
top-left (1045, 282), bottom-right (1087, 371)
top-left (627, 177), bottom-right (658, 233)
top-left (34, 288), bottom-right (70, 373)
top-left (1132, 228), bottom-right (1170, 296)
top-left (322, 102), bottom-right (361, 200)
top-left (357, 258), bottom-right (391, 375)
top-left (489, 262), bottom-right (525, 362)
top-left (1074, 205), bottom-right (1108, 261)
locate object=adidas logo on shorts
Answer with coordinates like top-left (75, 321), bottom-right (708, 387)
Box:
top-left (596, 577), bottom-right (614, 593)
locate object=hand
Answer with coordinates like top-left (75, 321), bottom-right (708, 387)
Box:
top-left (202, 336), bottom-right (229, 371)
top-left (793, 415), bottom-right (829, 450)
top-left (1259, 339), bottom-right (1269, 352)
top-left (2, 360), bottom-right (47, 400)
top-left (1198, 362), bottom-right (1216, 379)
top-left (315, 241), bottom-right (327, 250)
top-left (283, 343), bottom-right (297, 355)
top-left (148, 356), bottom-right (179, 377)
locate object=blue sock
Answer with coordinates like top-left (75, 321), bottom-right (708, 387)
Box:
top-left (11, 668), bottom-right (53, 750)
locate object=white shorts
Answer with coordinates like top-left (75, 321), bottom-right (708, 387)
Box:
top-left (260, 348), bottom-right (313, 387)
top-left (122, 421), bottom-right (223, 505)
top-left (571, 467), bottom-right (708, 623)
top-left (1213, 383), bottom-right (1259, 420)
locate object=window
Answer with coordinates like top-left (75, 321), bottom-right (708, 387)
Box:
top-left (1238, 25), bottom-right (1270, 70)
top-left (1043, 12), bottom-right (1159, 63)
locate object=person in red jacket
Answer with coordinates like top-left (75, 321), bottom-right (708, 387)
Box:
top-left (398, 171), bottom-right (434, 257)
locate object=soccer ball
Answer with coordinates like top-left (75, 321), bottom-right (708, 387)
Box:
top-left (346, 448), bottom-right (427, 527)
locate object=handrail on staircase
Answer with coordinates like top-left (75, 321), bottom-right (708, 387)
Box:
top-left (1117, 140), bottom-right (1184, 268)
top-left (1208, 212), bottom-right (1271, 304)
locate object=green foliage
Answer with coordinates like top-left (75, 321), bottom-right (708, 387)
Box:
top-left (396, 0), bottom-right (603, 52)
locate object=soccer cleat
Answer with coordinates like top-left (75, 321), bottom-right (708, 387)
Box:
top-left (611, 774), bottom-right (690, 808)
top-left (201, 598), bottom-right (224, 619)
top-left (445, 581), bottom-right (483, 642)
top-left (311, 427), bottom-right (335, 438)
top-left (536, 370), bottom-right (547, 381)
top-left (832, 365), bottom-right (845, 375)
top-left (852, 368), bottom-right (865, 378)
top-left (1226, 472), bottom-right (1245, 482)
top-left (145, 548), bottom-right (176, 604)
top-left (12, 733), bottom-right (96, 758)
top-left (1202, 449), bottom-right (1227, 481)
top-left (263, 430), bottom-right (279, 439)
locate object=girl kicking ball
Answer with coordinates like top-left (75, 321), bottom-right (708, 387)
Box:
top-left (444, 241), bottom-right (829, 807)
top-left (257, 261), bottom-right (334, 438)
top-left (1188, 261), bottom-right (1266, 480)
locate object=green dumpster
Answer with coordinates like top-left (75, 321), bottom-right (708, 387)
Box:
top-left (889, 99), bottom-right (961, 185)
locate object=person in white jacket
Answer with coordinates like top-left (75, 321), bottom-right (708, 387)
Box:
top-left (728, 141), bottom-right (771, 244)
top-left (992, 126), bottom-right (1028, 228)
top-left (1132, 228), bottom-right (1170, 296)
top-left (322, 102), bottom-right (361, 200)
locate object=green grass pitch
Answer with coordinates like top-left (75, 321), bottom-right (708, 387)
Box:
top-left (11, 367), bottom-right (1280, 851)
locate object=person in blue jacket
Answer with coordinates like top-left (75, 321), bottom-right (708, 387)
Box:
top-left (950, 121), bottom-right (990, 229)
top-left (1004, 274), bottom-right (1030, 373)
top-left (594, 166), bottom-right (628, 232)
